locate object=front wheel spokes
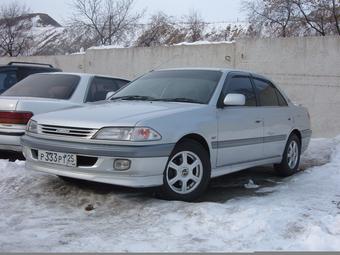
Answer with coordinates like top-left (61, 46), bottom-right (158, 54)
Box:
top-left (166, 151), bottom-right (204, 194)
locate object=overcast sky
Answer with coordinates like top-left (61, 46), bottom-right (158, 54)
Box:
top-left (1, 0), bottom-right (246, 24)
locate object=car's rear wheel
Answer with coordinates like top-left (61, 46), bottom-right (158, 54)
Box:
top-left (161, 139), bottom-right (211, 201)
top-left (274, 134), bottom-right (301, 177)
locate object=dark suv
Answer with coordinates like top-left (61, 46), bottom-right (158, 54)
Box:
top-left (0, 62), bottom-right (62, 94)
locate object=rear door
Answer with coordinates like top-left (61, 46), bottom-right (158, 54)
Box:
top-left (252, 77), bottom-right (292, 158)
top-left (216, 72), bottom-right (264, 167)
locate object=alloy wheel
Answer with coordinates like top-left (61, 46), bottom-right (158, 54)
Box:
top-left (165, 151), bottom-right (203, 195)
top-left (287, 140), bottom-right (299, 169)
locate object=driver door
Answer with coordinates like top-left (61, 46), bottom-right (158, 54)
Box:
top-left (216, 72), bottom-right (264, 167)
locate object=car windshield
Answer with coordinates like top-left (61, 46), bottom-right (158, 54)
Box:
top-left (111, 70), bottom-right (222, 104)
top-left (1, 73), bottom-right (80, 100)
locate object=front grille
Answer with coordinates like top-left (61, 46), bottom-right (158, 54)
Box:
top-left (39, 124), bottom-right (97, 138)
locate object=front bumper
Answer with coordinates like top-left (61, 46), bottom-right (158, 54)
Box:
top-left (22, 135), bottom-right (175, 188)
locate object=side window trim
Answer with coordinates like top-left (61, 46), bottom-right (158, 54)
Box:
top-left (249, 76), bottom-right (261, 107)
top-left (273, 86), bottom-right (289, 106)
top-left (84, 76), bottom-right (95, 103)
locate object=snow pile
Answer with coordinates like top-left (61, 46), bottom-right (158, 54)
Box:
top-left (244, 179), bottom-right (260, 189)
top-left (0, 138), bottom-right (340, 252)
top-left (88, 44), bottom-right (129, 50)
top-left (174, 40), bottom-right (235, 46)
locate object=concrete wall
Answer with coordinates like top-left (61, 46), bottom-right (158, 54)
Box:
top-left (0, 36), bottom-right (339, 137)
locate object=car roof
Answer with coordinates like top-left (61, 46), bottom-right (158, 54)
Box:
top-left (34, 72), bottom-right (129, 81)
top-left (0, 62), bottom-right (60, 69)
top-left (156, 67), bottom-right (270, 81)
top-left (0, 65), bottom-right (56, 69)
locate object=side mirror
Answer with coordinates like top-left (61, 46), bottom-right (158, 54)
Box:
top-left (106, 91), bottom-right (116, 100)
top-left (223, 93), bottom-right (246, 106)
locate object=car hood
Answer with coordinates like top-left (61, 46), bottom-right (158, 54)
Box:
top-left (33, 100), bottom-right (205, 129)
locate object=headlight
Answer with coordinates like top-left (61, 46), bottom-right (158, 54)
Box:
top-left (26, 120), bottom-right (38, 133)
top-left (93, 127), bottom-right (161, 141)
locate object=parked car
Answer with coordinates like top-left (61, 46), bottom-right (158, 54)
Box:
top-left (0, 72), bottom-right (129, 152)
top-left (22, 68), bottom-right (312, 201)
top-left (0, 62), bottom-right (61, 94)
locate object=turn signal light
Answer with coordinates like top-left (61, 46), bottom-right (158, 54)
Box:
top-left (0, 111), bottom-right (33, 125)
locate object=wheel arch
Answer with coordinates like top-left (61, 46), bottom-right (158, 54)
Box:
top-left (289, 129), bottom-right (302, 144)
top-left (176, 133), bottom-right (211, 158)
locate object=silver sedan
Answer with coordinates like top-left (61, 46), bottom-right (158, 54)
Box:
top-left (22, 68), bottom-right (312, 201)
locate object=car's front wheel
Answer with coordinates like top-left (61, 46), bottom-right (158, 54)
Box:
top-left (161, 139), bottom-right (211, 201)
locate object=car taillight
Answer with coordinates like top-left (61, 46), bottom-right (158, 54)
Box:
top-left (0, 111), bottom-right (33, 125)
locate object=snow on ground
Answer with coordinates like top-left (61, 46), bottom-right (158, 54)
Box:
top-left (0, 138), bottom-right (340, 252)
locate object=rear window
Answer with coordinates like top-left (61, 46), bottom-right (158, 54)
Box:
top-left (2, 74), bottom-right (80, 99)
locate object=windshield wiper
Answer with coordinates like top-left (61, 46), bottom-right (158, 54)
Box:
top-left (156, 98), bottom-right (203, 104)
top-left (110, 95), bottom-right (157, 101)
top-left (111, 96), bottom-right (203, 104)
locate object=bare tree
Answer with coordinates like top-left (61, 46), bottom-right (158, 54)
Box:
top-left (0, 2), bottom-right (32, 56)
top-left (70, 0), bottom-right (143, 47)
top-left (331, 0), bottom-right (340, 35)
top-left (243, 0), bottom-right (340, 37)
top-left (294, 0), bottom-right (327, 35)
top-left (183, 11), bottom-right (206, 42)
top-left (206, 24), bottom-right (248, 41)
top-left (135, 12), bottom-right (186, 47)
top-left (294, 0), bottom-right (340, 36)
top-left (242, 0), bottom-right (297, 37)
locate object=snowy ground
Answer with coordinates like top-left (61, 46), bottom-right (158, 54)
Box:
top-left (0, 138), bottom-right (340, 252)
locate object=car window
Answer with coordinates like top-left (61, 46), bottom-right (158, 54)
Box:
top-left (275, 89), bottom-right (288, 106)
top-left (111, 70), bottom-right (222, 104)
top-left (86, 77), bottom-right (127, 102)
top-left (253, 78), bottom-right (280, 107)
top-left (0, 71), bottom-right (17, 94)
top-left (225, 76), bottom-right (257, 106)
top-left (17, 68), bottom-right (46, 80)
top-left (2, 74), bottom-right (79, 100)
top-left (115, 79), bottom-right (129, 88)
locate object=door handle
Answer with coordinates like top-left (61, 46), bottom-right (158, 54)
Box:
top-left (255, 120), bottom-right (262, 124)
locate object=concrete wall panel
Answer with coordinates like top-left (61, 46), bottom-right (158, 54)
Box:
top-left (0, 37), bottom-right (339, 137)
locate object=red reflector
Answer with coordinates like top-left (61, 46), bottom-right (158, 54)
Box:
top-left (0, 111), bottom-right (33, 125)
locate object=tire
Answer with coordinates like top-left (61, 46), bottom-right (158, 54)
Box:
top-left (274, 134), bottom-right (301, 177)
top-left (160, 139), bottom-right (211, 201)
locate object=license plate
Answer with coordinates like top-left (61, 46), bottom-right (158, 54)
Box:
top-left (38, 150), bottom-right (77, 167)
